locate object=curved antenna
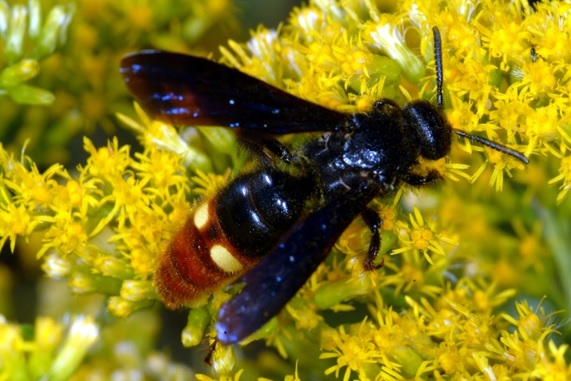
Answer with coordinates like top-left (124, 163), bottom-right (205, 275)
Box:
top-left (431, 27), bottom-right (529, 165)
top-left (453, 129), bottom-right (529, 164)
top-left (432, 26), bottom-right (444, 109)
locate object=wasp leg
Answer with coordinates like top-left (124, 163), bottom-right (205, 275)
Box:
top-left (260, 137), bottom-right (292, 163)
top-left (236, 131), bottom-right (292, 164)
top-left (204, 339), bottom-right (218, 366)
top-left (360, 206), bottom-right (384, 271)
top-left (403, 169), bottom-right (442, 186)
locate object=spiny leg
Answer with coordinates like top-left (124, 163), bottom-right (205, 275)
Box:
top-left (404, 169), bottom-right (442, 186)
top-left (360, 206), bottom-right (384, 271)
top-left (236, 131), bottom-right (292, 164)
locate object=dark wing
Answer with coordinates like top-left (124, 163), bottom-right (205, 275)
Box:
top-left (215, 189), bottom-right (374, 344)
top-left (120, 51), bottom-right (348, 133)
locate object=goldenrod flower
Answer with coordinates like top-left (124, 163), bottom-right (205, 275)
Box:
top-left (2, 0), bottom-right (571, 379)
top-left (0, 315), bottom-right (98, 381)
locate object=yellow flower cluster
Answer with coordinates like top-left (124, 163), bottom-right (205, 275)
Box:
top-left (0, 315), bottom-right (98, 381)
top-left (319, 282), bottom-right (565, 381)
top-left (1, 0), bottom-right (571, 379)
top-left (0, 132), bottom-right (196, 315)
top-left (0, 0), bottom-right (237, 166)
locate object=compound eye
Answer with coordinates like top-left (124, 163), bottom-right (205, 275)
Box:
top-left (403, 100), bottom-right (452, 160)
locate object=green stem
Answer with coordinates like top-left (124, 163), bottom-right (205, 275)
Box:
top-left (538, 204), bottom-right (571, 312)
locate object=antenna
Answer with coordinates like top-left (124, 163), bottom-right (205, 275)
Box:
top-left (454, 130), bottom-right (529, 164)
top-left (432, 26), bottom-right (444, 109)
top-left (431, 26), bottom-right (529, 164)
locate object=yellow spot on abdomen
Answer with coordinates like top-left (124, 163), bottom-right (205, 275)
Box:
top-left (193, 203), bottom-right (209, 230)
top-left (210, 245), bottom-right (243, 273)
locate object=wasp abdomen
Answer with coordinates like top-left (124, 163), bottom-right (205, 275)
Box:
top-left (154, 169), bottom-right (314, 308)
top-left (217, 170), bottom-right (314, 257)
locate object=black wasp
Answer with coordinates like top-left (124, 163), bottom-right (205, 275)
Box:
top-left (120, 27), bottom-right (528, 345)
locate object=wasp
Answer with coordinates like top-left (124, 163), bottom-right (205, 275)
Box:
top-left (120, 27), bottom-right (528, 345)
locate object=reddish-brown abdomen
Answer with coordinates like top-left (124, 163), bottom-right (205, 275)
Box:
top-left (154, 196), bottom-right (257, 308)
top-left (154, 170), bottom-right (314, 308)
